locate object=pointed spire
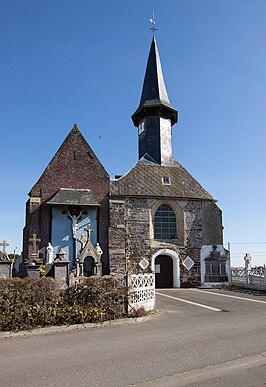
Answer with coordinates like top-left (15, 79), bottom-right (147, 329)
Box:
top-left (132, 37), bottom-right (178, 165)
top-left (132, 37), bottom-right (177, 127)
top-left (139, 37), bottom-right (170, 107)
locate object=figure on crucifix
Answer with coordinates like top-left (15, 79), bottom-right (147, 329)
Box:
top-left (67, 210), bottom-right (82, 239)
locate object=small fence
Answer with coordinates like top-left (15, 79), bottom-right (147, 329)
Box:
top-left (126, 273), bottom-right (155, 311)
top-left (231, 267), bottom-right (266, 291)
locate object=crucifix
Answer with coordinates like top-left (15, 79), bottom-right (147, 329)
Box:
top-left (67, 210), bottom-right (82, 239)
top-left (84, 224), bottom-right (94, 240)
top-left (29, 234), bottom-right (41, 256)
top-left (0, 240), bottom-right (9, 253)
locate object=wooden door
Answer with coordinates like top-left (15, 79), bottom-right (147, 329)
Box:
top-left (155, 255), bottom-right (173, 288)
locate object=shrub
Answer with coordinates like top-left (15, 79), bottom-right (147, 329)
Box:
top-left (0, 278), bottom-right (61, 331)
top-left (0, 276), bottom-right (129, 332)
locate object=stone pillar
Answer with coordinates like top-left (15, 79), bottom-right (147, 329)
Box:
top-left (53, 248), bottom-right (69, 287)
top-left (95, 262), bottom-right (102, 277)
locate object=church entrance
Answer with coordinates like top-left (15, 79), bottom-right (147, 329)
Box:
top-left (83, 256), bottom-right (95, 277)
top-left (155, 255), bottom-right (173, 288)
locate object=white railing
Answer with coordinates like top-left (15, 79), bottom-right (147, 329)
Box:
top-left (127, 273), bottom-right (155, 311)
top-left (231, 267), bottom-right (266, 291)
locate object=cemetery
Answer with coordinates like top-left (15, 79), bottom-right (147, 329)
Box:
top-left (0, 36), bottom-right (238, 331)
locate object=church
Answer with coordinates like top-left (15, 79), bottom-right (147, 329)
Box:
top-left (22, 37), bottom-right (230, 287)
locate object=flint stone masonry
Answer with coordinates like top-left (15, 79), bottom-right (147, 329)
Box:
top-left (109, 187), bottom-right (223, 284)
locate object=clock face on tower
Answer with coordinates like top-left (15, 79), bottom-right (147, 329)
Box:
top-left (138, 121), bottom-right (145, 135)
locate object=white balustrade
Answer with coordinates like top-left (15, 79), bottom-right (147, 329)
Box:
top-left (231, 267), bottom-right (266, 291)
top-left (127, 273), bottom-right (155, 311)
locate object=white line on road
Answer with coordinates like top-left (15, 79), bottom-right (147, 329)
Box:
top-left (156, 292), bottom-right (222, 312)
top-left (132, 352), bottom-right (266, 386)
top-left (192, 289), bottom-right (266, 304)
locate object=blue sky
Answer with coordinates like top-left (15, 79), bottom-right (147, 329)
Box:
top-left (1, 0), bottom-right (266, 267)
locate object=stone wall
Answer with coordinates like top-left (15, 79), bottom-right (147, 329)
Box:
top-left (201, 201), bottom-right (223, 245)
top-left (109, 199), bottom-right (126, 277)
top-left (109, 196), bottom-right (223, 286)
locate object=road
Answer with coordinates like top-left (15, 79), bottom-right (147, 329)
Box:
top-left (1, 288), bottom-right (266, 386)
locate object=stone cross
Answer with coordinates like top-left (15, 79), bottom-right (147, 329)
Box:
top-left (29, 234), bottom-right (41, 255)
top-left (84, 224), bottom-right (94, 240)
top-left (244, 253), bottom-right (252, 269)
top-left (0, 240), bottom-right (9, 253)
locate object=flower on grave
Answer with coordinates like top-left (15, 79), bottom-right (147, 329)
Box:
top-left (39, 264), bottom-right (46, 277)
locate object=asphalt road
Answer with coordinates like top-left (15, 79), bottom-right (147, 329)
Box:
top-left (1, 288), bottom-right (266, 386)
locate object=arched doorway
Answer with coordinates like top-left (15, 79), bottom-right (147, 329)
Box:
top-left (155, 255), bottom-right (173, 288)
top-left (151, 249), bottom-right (180, 288)
top-left (83, 256), bottom-right (95, 277)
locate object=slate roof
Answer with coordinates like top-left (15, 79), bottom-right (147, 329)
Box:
top-left (47, 189), bottom-right (100, 206)
top-left (132, 37), bottom-right (177, 126)
top-left (139, 37), bottom-right (171, 108)
top-left (110, 159), bottom-right (215, 201)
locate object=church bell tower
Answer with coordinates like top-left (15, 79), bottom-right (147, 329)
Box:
top-left (131, 37), bottom-right (178, 166)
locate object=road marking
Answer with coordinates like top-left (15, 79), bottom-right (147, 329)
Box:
top-left (132, 352), bottom-right (266, 386)
top-left (156, 292), bottom-right (222, 312)
top-left (192, 289), bottom-right (266, 304)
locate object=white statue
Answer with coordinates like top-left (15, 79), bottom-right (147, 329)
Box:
top-left (46, 242), bottom-right (54, 264)
top-left (72, 221), bottom-right (79, 239)
top-left (78, 234), bottom-right (87, 250)
top-left (96, 243), bottom-right (103, 257)
top-left (67, 211), bottom-right (82, 239)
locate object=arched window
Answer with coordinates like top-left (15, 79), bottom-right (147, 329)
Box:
top-left (154, 204), bottom-right (177, 240)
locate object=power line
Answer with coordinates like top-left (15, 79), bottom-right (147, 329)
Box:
top-left (232, 255), bottom-right (266, 257)
top-left (233, 250), bottom-right (266, 254)
top-left (229, 242), bottom-right (266, 245)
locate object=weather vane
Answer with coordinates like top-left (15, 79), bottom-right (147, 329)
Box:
top-left (149, 11), bottom-right (158, 35)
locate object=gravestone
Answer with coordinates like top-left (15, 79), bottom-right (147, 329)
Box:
top-left (28, 234), bottom-right (41, 261)
top-left (53, 248), bottom-right (69, 287)
top-left (27, 261), bottom-right (41, 278)
top-left (200, 245), bottom-right (231, 285)
top-left (26, 234), bottom-right (42, 278)
top-left (0, 251), bottom-right (13, 279)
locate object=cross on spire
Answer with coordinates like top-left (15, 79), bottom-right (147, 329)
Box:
top-left (84, 224), bottom-right (94, 240)
top-left (149, 11), bottom-right (158, 36)
top-left (0, 240), bottom-right (9, 253)
top-left (29, 234), bottom-right (41, 255)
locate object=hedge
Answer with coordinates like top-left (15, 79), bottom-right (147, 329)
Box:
top-left (0, 276), bottom-right (131, 332)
